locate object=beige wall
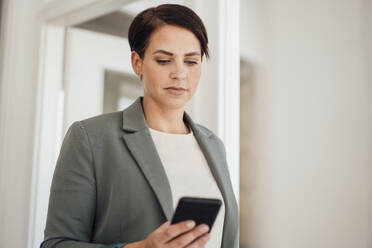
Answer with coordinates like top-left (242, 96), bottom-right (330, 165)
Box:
top-left (240, 0), bottom-right (372, 247)
top-left (0, 1), bottom-right (2, 35)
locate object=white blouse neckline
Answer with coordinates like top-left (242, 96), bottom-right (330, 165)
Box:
top-left (148, 127), bottom-right (193, 136)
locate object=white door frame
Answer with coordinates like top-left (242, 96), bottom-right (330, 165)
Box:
top-left (0, 0), bottom-right (240, 247)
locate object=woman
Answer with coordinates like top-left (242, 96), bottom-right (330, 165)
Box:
top-left (41, 4), bottom-right (238, 248)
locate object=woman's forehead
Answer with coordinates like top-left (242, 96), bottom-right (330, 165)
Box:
top-left (146, 25), bottom-right (201, 54)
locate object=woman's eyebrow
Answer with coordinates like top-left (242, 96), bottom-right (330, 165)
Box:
top-left (152, 49), bottom-right (201, 57)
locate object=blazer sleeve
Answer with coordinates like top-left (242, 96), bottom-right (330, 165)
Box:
top-left (40, 121), bottom-right (128, 248)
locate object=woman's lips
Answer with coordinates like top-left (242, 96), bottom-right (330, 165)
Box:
top-left (165, 87), bottom-right (187, 96)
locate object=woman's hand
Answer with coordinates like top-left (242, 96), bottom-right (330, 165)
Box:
top-left (124, 220), bottom-right (211, 248)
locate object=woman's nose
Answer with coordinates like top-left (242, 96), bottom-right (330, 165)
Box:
top-left (170, 61), bottom-right (187, 80)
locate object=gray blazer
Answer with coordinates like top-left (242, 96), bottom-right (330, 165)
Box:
top-left (41, 96), bottom-right (238, 248)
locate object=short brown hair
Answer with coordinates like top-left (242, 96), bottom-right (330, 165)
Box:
top-left (128, 4), bottom-right (209, 59)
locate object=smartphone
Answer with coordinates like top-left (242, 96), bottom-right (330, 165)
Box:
top-left (171, 197), bottom-right (222, 232)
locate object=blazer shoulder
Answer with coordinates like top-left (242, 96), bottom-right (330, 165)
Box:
top-left (78, 111), bottom-right (122, 131)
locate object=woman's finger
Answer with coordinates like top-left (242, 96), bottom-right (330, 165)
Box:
top-left (157, 220), bottom-right (196, 244)
top-left (166, 224), bottom-right (209, 248)
top-left (185, 232), bottom-right (210, 248)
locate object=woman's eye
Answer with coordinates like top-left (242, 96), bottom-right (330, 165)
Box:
top-left (186, 61), bottom-right (198, 65)
top-left (156, 60), bottom-right (170, 65)
top-left (156, 60), bottom-right (198, 65)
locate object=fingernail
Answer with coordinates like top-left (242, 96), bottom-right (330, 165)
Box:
top-left (200, 225), bottom-right (209, 232)
top-left (186, 220), bottom-right (195, 228)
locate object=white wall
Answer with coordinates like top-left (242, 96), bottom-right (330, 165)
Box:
top-left (64, 28), bottom-right (133, 132)
top-left (240, 0), bottom-right (372, 247)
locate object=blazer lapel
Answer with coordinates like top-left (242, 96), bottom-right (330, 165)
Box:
top-left (121, 97), bottom-right (173, 221)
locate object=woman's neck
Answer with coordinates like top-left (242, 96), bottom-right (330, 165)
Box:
top-left (142, 96), bottom-right (190, 134)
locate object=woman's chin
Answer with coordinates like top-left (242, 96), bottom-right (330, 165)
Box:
top-left (162, 97), bottom-right (188, 110)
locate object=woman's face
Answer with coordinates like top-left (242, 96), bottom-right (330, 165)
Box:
top-left (131, 24), bottom-right (203, 110)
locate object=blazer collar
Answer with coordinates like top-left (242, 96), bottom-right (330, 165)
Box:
top-left (121, 96), bottom-right (212, 138)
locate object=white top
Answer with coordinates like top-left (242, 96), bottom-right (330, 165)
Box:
top-left (149, 127), bottom-right (225, 248)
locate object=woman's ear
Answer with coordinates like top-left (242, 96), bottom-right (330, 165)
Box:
top-left (131, 51), bottom-right (143, 79)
